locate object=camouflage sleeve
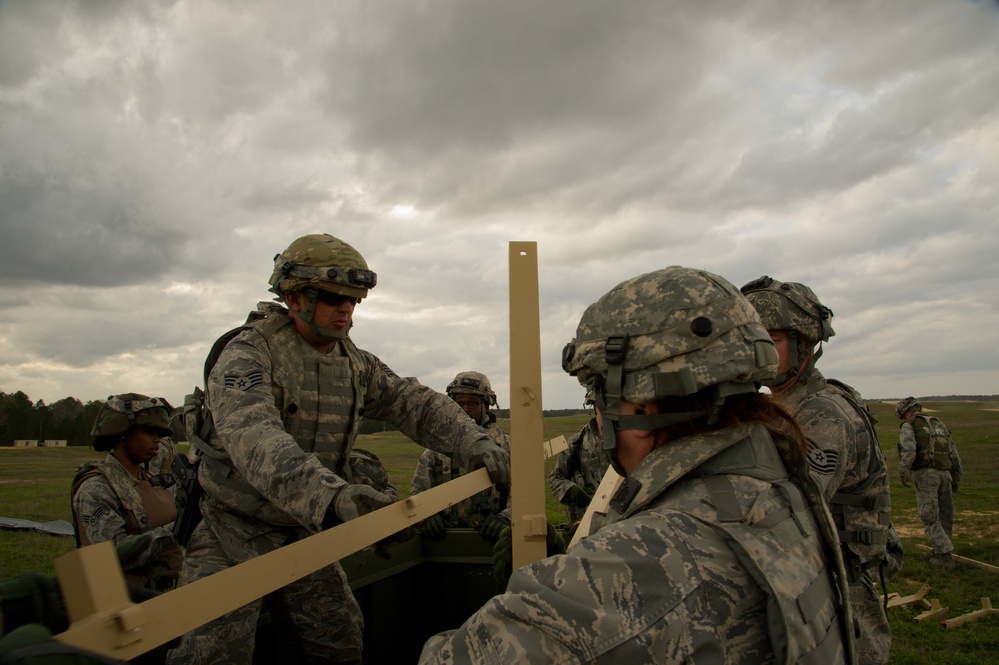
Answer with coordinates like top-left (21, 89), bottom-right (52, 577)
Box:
top-left (418, 514), bottom-right (713, 664)
top-left (358, 351), bottom-right (494, 458)
top-left (72, 477), bottom-right (174, 569)
top-left (898, 423), bottom-right (917, 471)
top-left (548, 428), bottom-right (585, 502)
top-left (410, 449), bottom-right (441, 495)
top-left (207, 333), bottom-right (344, 531)
top-left (793, 393), bottom-right (857, 502)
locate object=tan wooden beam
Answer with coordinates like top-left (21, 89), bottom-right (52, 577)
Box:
top-left (887, 584), bottom-right (931, 608)
top-left (543, 435), bottom-right (568, 459)
top-left (508, 241), bottom-right (548, 569)
top-left (914, 598), bottom-right (949, 623)
top-left (568, 465), bottom-right (623, 548)
top-left (943, 598), bottom-right (998, 629)
top-left (918, 545), bottom-right (999, 573)
top-left (54, 469), bottom-right (492, 660)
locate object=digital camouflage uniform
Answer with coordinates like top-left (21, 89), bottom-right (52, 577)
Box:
top-left (743, 276), bottom-right (894, 665)
top-left (410, 413), bottom-right (510, 527)
top-left (72, 453), bottom-right (183, 590)
top-left (168, 235), bottom-right (508, 665)
top-left (421, 266), bottom-right (853, 664)
top-left (897, 399), bottom-right (962, 558)
top-left (547, 417), bottom-right (609, 523)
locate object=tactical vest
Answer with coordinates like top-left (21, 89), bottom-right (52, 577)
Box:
top-left (605, 424), bottom-right (853, 665)
top-left (908, 414), bottom-right (952, 471)
top-left (197, 310), bottom-right (367, 524)
top-left (71, 458), bottom-right (182, 589)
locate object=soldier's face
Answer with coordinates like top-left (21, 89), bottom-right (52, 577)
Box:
top-left (595, 400), bottom-right (666, 474)
top-left (122, 426), bottom-right (162, 464)
top-left (768, 330), bottom-right (792, 376)
top-left (453, 394), bottom-right (484, 424)
top-left (286, 290), bottom-right (355, 345)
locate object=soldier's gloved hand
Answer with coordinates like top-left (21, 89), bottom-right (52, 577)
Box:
top-left (951, 482), bottom-right (959, 494)
top-left (564, 486), bottom-right (593, 508)
top-left (459, 438), bottom-right (511, 488)
top-left (900, 470), bottom-right (912, 488)
top-left (421, 512), bottom-right (448, 540)
top-left (323, 484), bottom-right (396, 528)
top-left (477, 514), bottom-right (510, 542)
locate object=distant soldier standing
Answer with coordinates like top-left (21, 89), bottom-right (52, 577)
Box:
top-left (743, 276), bottom-right (895, 665)
top-left (166, 234), bottom-right (510, 665)
top-left (421, 266), bottom-right (854, 664)
top-left (896, 397), bottom-right (962, 571)
top-left (411, 371), bottom-right (511, 541)
top-left (72, 394), bottom-right (183, 591)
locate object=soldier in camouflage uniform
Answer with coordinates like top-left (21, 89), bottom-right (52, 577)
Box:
top-left (420, 266), bottom-right (854, 664)
top-left (72, 394), bottom-right (183, 591)
top-left (742, 276), bottom-right (895, 665)
top-left (411, 371), bottom-right (511, 540)
top-left (896, 397), bottom-right (962, 571)
top-left (547, 412), bottom-right (609, 524)
top-left (166, 234), bottom-right (510, 665)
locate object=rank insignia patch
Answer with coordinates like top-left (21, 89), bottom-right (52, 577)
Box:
top-left (224, 370), bottom-right (264, 392)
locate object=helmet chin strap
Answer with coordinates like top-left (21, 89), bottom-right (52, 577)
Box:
top-left (289, 289), bottom-right (346, 343)
top-left (769, 336), bottom-right (821, 395)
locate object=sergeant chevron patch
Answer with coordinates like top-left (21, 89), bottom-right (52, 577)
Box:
top-left (224, 370), bottom-right (264, 392)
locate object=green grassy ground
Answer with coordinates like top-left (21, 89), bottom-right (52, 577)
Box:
top-left (2, 406), bottom-right (997, 661)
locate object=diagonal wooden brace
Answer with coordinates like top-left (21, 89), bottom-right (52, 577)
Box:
top-left (914, 598), bottom-right (948, 623)
top-left (54, 468), bottom-right (493, 661)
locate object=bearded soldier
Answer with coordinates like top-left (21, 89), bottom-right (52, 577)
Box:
top-left (166, 234), bottom-right (510, 665)
top-left (420, 266), bottom-right (854, 664)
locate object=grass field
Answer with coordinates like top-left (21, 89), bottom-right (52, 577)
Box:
top-left (2, 405), bottom-right (997, 663)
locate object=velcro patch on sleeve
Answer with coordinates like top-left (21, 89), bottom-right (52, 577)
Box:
top-left (224, 370), bottom-right (264, 392)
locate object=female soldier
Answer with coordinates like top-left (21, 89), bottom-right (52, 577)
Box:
top-left (72, 393), bottom-right (183, 590)
top-left (420, 266), bottom-right (854, 664)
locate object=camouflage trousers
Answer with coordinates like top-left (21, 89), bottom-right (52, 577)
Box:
top-left (165, 513), bottom-right (363, 665)
top-left (913, 468), bottom-right (955, 555)
top-left (851, 576), bottom-right (891, 665)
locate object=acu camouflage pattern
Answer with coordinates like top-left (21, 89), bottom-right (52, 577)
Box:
top-left (72, 454), bottom-right (182, 590)
top-left (741, 277), bottom-right (835, 343)
top-left (169, 304), bottom-right (500, 665)
top-left (90, 393), bottom-right (173, 439)
top-left (446, 371), bottom-right (498, 405)
top-left (548, 417), bottom-right (610, 523)
top-left (269, 233), bottom-right (374, 300)
top-left (777, 370), bottom-right (893, 664)
top-left (410, 414), bottom-right (510, 527)
top-left (563, 267), bottom-right (777, 402)
top-left (420, 423), bottom-right (852, 664)
top-left (899, 415), bottom-right (962, 556)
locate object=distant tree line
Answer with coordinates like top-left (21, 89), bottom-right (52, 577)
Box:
top-left (0, 391), bottom-right (105, 447)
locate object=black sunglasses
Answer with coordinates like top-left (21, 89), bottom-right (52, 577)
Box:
top-left (315, 290), bottom-right (359, 307)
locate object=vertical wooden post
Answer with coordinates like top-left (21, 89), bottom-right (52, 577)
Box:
top-left (508, 242), bottom-right (548, 568)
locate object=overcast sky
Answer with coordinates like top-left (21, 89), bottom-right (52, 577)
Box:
top-left (1, 0), bottom-right (997, 415)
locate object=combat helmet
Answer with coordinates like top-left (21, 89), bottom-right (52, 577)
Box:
top-left (740, 276), bottom-right (835, 387)
top-left (269, 233), bottom-right (377, 341)
top-left (91, 393), bottom-right (174, 450)
top-left (895, 396), bottom-right (920, 420)
top-left (446, 371), bottom-right (498, 407)
top-left (562, 266), bottom-right (777, 475)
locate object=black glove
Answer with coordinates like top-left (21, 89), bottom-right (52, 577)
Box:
top-left (477, 514), bottom-right (510, 542)
top-left (460, 439), bottom-right (511, 487)
top-left (0, 573), bottom-right (67, 635)
top-left (951, 482), bottom-right (959, 494)
top-left (373, 526), bottom-right (418, 560)
top-left (490, 523), bottom-right (567, 585)
top-left (421, 513), bottom-right (448, 540)
top-left (564, 486), bottom-right (593, 508)
top-left (323, 484), bottom-right (396, 528)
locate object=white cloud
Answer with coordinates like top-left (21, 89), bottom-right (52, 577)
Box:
top-left (1, 0), bottom-right (998, 411)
